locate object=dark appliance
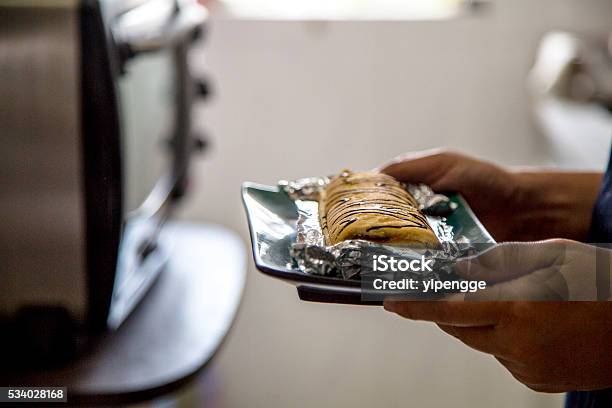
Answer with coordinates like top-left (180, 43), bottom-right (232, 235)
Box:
top-left (0, 0), bottom-right (209, 362)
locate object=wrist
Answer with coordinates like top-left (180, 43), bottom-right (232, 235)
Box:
top-left (510, 171), bottom-right (603, 241)
top-left (512, 171), bottom-right (565, 209)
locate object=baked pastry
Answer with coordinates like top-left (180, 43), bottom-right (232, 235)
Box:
top-left (319, 171), bottom-right (439, 247)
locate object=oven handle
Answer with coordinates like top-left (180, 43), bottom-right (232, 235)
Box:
top-left (113, 0), bottom-right (207, 59)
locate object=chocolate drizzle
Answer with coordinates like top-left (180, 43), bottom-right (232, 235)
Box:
top-left (319, 171), bottom-right (437, 246)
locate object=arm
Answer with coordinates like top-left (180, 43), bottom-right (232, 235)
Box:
top-left (509, 171), bottom-right (603, 241)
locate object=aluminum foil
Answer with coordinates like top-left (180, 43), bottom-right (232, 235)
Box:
top-left (407, 184), bottom-right (459, 216)
top-left (281, 176), bottom-right (472, 280)
top-left (279, 177), bottom-right (329, 201)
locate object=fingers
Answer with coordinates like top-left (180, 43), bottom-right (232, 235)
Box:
top-left (462, 266), bottom-right (569, 301)
top-left (455, 241), bottom-right (568, 284)
top-left (375, 148), bottom-right (449, 172)
top-left (383, 300), bottom-right (505, 327)
top-left (377, 149), bottom-right (462, 190)
top-left (453, 241), bottom-right (571, 300)
top-left (437, 324), bottom-right (501, 356)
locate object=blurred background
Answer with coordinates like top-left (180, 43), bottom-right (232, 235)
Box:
top-left (2, 0), bottom-right (612, 406)
top-left (180, 0), bottom-right (612, 407)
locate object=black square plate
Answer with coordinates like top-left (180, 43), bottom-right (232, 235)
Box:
top-left (242, 182), bottom-right (495, 305)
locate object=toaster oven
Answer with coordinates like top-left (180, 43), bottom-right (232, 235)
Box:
top-left (0, 0), bottom-right (208, 362)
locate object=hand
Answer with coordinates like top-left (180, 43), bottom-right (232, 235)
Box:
top-left (386, 300), bottom-right (612, 392)
top-left (384, 240), bottom-right (612, 392)
top-left (379, 149), bottom-right (602, 242)
top-left (457, 240), bottom-right (612, 301)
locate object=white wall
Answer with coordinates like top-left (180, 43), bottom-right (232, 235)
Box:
top-left (180, 1), bottom-right (612, 407)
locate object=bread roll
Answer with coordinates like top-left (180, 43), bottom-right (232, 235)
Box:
top-left (319, 171), bottom-right (439, 247)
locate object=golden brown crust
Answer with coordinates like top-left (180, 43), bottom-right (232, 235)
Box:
top-left (319, 170), bottom-right (439, 247)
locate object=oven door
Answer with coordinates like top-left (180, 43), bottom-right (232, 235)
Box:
top-left (107, 0), bottom-right (207, 329)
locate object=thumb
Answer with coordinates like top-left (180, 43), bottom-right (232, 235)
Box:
top-left (377, 149), bottom-right (459, 191)
top-left (461, 268), bottom-right (569, 301)
top-left (454, 241), bottom-right (567, 284)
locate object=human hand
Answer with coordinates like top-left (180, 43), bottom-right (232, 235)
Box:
top-left (455, 240), bottom-right (611, 301)
top-left (386, 300), bottom-right (612, 392)
top-left (384, 240), bottom-right (612, 392)
top-left (378, 149), bottom-right (602, 242)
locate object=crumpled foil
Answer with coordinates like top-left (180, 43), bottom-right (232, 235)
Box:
top-left (406, 184), bottom-right (459, 216)
top-left (281, 176), bottom-right (472, 280)
top-left (279, 177), bottom-right (329, 201)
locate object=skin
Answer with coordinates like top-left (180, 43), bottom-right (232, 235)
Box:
top-left (378, 149), bottom-right (612, 393)
top-left (383, 300), bottom-right (612, 393)
top-left (380, 149), bottom-right (602, 242)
